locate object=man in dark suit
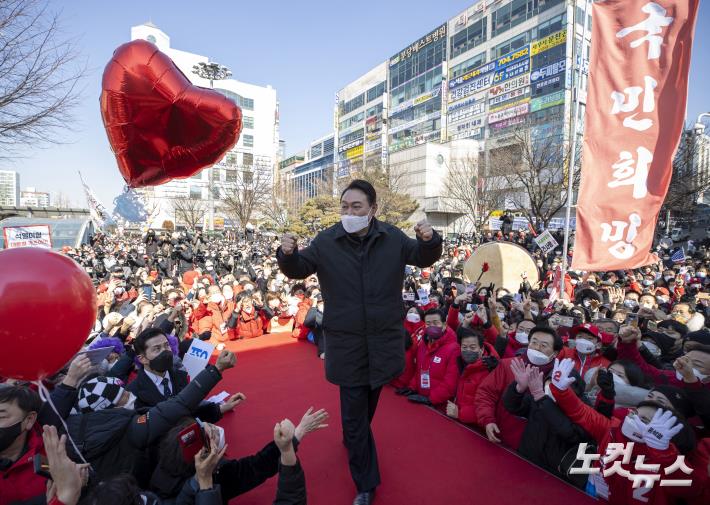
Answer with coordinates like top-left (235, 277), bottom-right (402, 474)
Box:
top-left (127, 328), bottom-right (245, 423)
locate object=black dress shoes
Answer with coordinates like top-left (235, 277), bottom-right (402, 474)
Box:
top-left (353, 490), bottom-right (375, 505)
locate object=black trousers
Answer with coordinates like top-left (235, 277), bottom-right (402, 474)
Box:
top-left (340, 385), bottom-right (382, 492)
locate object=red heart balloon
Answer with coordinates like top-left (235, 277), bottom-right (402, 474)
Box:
top-left (0, 248), bottom-right (97, 381)
top-left (100, 40), bottom-right (242, 188)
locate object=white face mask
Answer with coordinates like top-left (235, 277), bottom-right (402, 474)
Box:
top-left (621, 415), bottom-right (645, 442)
top-left (527, 348), bottom-right (552, 366)
top-left (676, 368), bottom-right (709, 382)
top-left (515, 331), bottom-right (529, 344)
top-left (406, 313), bottom-right (421, 323)
top-left (341, 209), bottom-right (373, 234)
top-left (574, 338), bottom-right (596, 355)
top-left (530, 307), bottom-right (539, 317)
top-left (209, 294), bottom-right (224, 304)
top-left (496, 310), bottom-right (506, 320)
top-left (612, 373), bottom-right (627, 387)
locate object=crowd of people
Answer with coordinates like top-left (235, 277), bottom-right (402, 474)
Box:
top-left (2, 222), bottom-right (710, 504)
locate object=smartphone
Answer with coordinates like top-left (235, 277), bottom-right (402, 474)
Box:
top-left (142, 284), bottom-right (153, 299)
top-left (402, 292), bottom-right (416, 301)
top-left (33, 454), bottom-right (51, 480)
top-left (73, 346), bottom-right (114, 366)
top-left (626, 313), bottom-right (639, 328)
top-left (647, 320), bottom-right (658, 331)
top-left (177, 422), bottom-right (206, 463)
top-left (466, 304), bottom-right (475, 311)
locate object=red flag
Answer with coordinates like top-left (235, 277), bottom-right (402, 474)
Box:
top-left (572, 0), bottom-right (699, 270)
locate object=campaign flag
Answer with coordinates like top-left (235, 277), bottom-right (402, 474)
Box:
top-left (79, 173), bottom-right (113, 229)
top-left (572, 1), bottom-right (699, 270)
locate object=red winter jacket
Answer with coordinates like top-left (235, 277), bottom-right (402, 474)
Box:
top-left (292, 298), bottom-right (312, 339)
top-left (558, 345), bottom-right (611, 379)
top-left (0, 427), bottom-right (47, 504)
top-left (473, 357), bottom-right (527, 449)
top-left (391, 326), bottom-right (424, 389)
top-left (404, 318), bottom-right (425, 337)
top-left (617, 341), bottom-right (710, 392)
top-left (236, 307), bottom-right (265, 339)
top-left (408, 327), bottom-right (461, 406)
top-left (501, 332), bottom-right (527, 359)
top-left (552, 385), bottom-right (704, 505)
top-left (455, 342), bottom-right (499, 425)
top-left (446, 304), bottom-right (499, 345)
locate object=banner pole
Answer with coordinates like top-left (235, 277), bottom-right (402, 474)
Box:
top-left (561, 0), bottom-right (591, 294)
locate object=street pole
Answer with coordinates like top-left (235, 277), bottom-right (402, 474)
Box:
top-left (192, 62), bottom-right (232, 232)
top-left (561, 0), bottom-right (591, 295)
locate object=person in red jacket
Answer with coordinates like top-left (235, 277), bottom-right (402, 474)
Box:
top-left (391, 308), bottom-right (426, 389)
top-left (549, 357), bottom-right (702, 505)
top-left (234, 294), bottom-right (265, 339)
top-left (396, 308), bottom-right (460, 407)
top-left (474, 326), bottom-right (562, 449)
top-left (558, 323), bottom-right (611, 378)
top-left (446, 327), bottom-right (499, 425)
top-left (0, 385), bottom-right (46, 504)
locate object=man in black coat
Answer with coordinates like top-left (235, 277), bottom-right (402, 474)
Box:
top-left (127, 328), bottom-right (244, 424)
top-left (276, 180), bottom-right (442, 505)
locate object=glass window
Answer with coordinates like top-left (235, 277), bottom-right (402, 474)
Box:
top-left (243, 171), bottom-right (253, 185)
top-left (311, 143), bottom-right (323, 158)
top-left (226, 170), bottom-right (237, 183)
top-left (451, 17), bottom-right (487, 58)
top-left (493, 31), bottom-right (530, 58)
top-left (243, 153), bottom-right (253, 166)
top-left (243, 116), bottom-right (254, 129)
top-left (189, 186), bottom-right (202, 199)
top-left (450, 52), bottom-right (486, 79)
top-left (532, 42), bottom-right (566, 67)
top-left (323, 137), bottom-right (335, 154)
top-left (366, 82), bottom-right (385, 102)
top-left (243, 135), bottom-right (254, 148)
top-left (340, 93), bottom-right (366, 115)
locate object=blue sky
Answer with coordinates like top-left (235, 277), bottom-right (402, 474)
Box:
top-left (6, 0), bottom-right (710, 207)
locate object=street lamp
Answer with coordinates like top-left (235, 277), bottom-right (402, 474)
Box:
top-left (192, 61), bottom-right (232, 231)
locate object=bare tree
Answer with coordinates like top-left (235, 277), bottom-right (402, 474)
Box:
top-left (220, 163), bottom-right (272, 230)
top-left (172, 196), bottom-right (207, 231)
top-left (0, 0), bottom-right (86, 157)
top-left (664, 124), bottom-right (710, 216)
top-left (489, 128), bottom-right (580, 229)
top-left (346, 165), bottom-right (419, 228)
top-left (443, 154), bottom-right (508, 230)
top-left (53, 191), bottom-right (71, 208)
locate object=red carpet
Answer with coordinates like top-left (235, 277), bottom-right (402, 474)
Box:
top-left (212, 333), bottom-right (597, 505)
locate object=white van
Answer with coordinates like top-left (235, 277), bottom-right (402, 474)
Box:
top-left (671, 227), bottom-right (690, 242)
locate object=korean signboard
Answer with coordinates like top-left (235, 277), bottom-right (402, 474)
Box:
top-left (493, 58), bottom-right (530, 84)
top-left (449, 73), bottom-right (494, 102)
top-left (531, 59), bottom-right (567, 82)
top-left (489, 86), bottom-right (530, 107)
top-left (490, 97), bottom-right (529, 114)
top-left (488, 102), bottom-right (529, 124)
top-left (531, 29), bottom-right (567, 56)
top-left (390, 24), bottom-right (447, 66)
top-left (534, 230), bottom-right (559, 254)
top-left (338, 138), bottom-right (364, 154)
top-left (489, 74), bottom-right (530, 96)
top-left (389, 111), bottom-right (441, 135)
top-left (572, 0), bottom-right (699, 270)
top-left (3, 225), bottom-right (52, 249)
top-left (345, 144), bottom-right (364, 160)
top-left (448, 101), bottom-right (486, 123)
top-left (489, 115), bottom-right (527, 131)
top-left (497, 45), bottom-right (530, 68)
top-left (533, 75), bottom-right (562, 93)
top-left (448, 61), bottom-right (496, 89)
top-left (530, 90), bottom-right (565, 112)
top-left (390, 88), bottom-right (441, 116)
top-left (447, 92), bottom-right (487, 113)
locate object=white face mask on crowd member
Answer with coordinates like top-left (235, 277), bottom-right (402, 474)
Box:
top-left (526, 330), bottom-right (558, 366)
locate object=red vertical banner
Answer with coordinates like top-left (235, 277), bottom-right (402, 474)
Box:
top-left (572, 0), bottom-right (699, 271)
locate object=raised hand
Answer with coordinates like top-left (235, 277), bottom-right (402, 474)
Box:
top-left (219, 393), bottom-right (247, 413)
top-left (414, 220), bottom-right (434, 242)
top-left (281, 233), bottom-right (298, 256)
top-left (215, 350), bottom-right (236, 373)
top-left (527, 368), bottom-right (545, 401)
top-left (62, 354), bottom-right (93, 389)
top-left (636, 409), bottom-right (684, 450)
top-left (295, 406), bottom-right (329, 441)
top-left (510, 358), bottom-right (531, 393)
top-left (551, 358), bottom-right (576, 391)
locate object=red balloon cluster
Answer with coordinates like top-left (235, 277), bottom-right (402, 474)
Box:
top-left (100, 39), bottom-right (243, 188)
top-left (0, 248), bottom-right (97, 381)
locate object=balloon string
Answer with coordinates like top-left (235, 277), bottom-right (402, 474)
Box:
top-left (35, 380), bottom-right (90, 466)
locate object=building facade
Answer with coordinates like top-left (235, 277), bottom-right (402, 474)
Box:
top-left (130, 23), bottom-right (280, 229)
top-left (326, 0), bottom-right (590, 233)
top-left (0, 170), bottom-right (20, 207)
top-left (19, 187), bottom-right (51, 207)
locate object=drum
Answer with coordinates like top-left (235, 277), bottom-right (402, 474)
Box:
top-left (463, 242), bottom-right (540, 293)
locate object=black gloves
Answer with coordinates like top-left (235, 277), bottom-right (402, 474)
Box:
top-left (395, 388), bottom-right (416, 396)
top-left (407, 394), bottom-right (432, 405)
top-left (597, 369), bottom-right (616, 399)
top-left (482, 356), bottom-right (499, 372)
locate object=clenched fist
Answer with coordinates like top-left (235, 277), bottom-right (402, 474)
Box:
top-left (414, 220), bottom-right (434, 242)
top-left (281, 233), bottom-right (298, 256)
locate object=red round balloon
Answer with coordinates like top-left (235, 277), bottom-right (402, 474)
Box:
top-left (0, 248), bottom-right (97, 381)
top-left (100, 39), bottom-right (243, 188)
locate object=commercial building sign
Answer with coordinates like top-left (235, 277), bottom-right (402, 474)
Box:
top-left (496, 45), bottom-right (530, 68)
top-left (530, 90), bottom-right (565, 112)
top-left (489, 87), bottom-right (530, 108)
top-left (338, 138), bottom-right (364, 154)
top-left (489, 74), bottom-right (530, 96)
top-left (533, 75), bottom-right (562, 92)
top-left (390, 88), bottom-right (441, 116)
top-left (450, 127), bottom-right (483, 141)
top-left (447, 92), bottom-right (486, 113)
top-left (530, 59), bottom-right (567, 82)
top-left (365, 137), bottom-right (382, 152)
top-left (390, 24), bottom-right (447, 66)
top-left (493, 58), bottom-right (530, 84)
top-left (531, 29), bottom-right (567, 56)
top-left (488, 102), bottom-right (529, 124)
top-left (449, 72), bottom-right (494, 102)
top-left (489, 97), bottom-right (529, 114)
top-left (448, 61), bottom-right (496, 89)
top-left (448, 101), bottom-right (486, 123)
top-left (3, 225), bottom-right (52, 249)
top-left (345, 144), bottom-right (364, 159)
top-left (389, 111), bottom-right (441, 135)
top-left (489, 114), bottom-right (527, 130)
